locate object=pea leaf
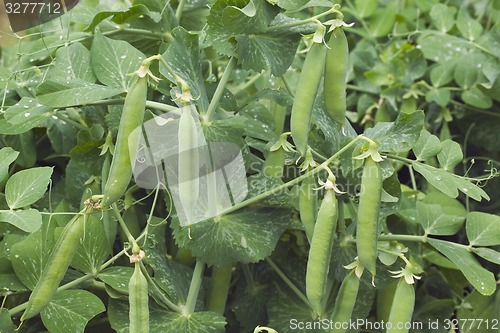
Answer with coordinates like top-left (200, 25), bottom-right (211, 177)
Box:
top-left (461, 87), bottom-right (493, 109)
top-left (425, 87), bottom-right (451, 106)
top-left (90, 30), bottom-right (146, 90)
top-left (368, 3), bottom-right (396, 37)
top-left (0, 209), bottom-right (42, 233)
top-left (36, 80), bottom-right (123, 108)
top-left (364, 110), bottom-right (424, 153)
top-left (97, 266), bottom-right (134, 295)
top-left (454, 53), bottom-right (481, 89)
top-left (183, 207), bottom-right (290, 266)
top-left (5, 167), bottom-right (53, 210)
top-left (437, 140), bottom-right (463, 171)
top-left (0, 309), bottom-right (16, 333)
top-left (456, 8), bottom-right (483, 41)
top-left (466, 212), bottom-right (500, 246)
top-left (4, 97), bottom-right (53, 129)
top-left (40, 290), bottom-right (105, 333)
top-left (416, 201), bottom-right (464, 236)
top-left (427, 238), bottom-right (496, 296)
top-left (418, 32), bottom-right (472, 63)
top-left (412, 163), bottom-right (489, 201)
top-left (429, 4), bottom-right (456, 32)
top-left (108, 299), bottom-right (226, 333)
top-left (430, 61), bottom-right (456, 87)
top-left (47, 43), bottom-right (96, 83)
top-left (354, 0), bottom-right (377, 18)
top-left (84, 4), bottom-right (162, 32)
top-left (0, 147), bottom-right (19, 186)
top-left (71, 214), bottom-right (110, 274)
top-left (160, 27), bottom-right (209, 112)
top-left (472, 248), bottom-right (500, 265)
top-left (413, 130), bottom-right (442, 161)
top-left (456, 290), bottom-right (496, 333)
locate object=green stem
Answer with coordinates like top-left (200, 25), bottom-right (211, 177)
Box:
top-left (220, 135), bottom-right (364, 216)
top-left (54, 113), bottom-right (88, 130)
top-left (377, 234), bottom-right (427, 243)
top-left (207, 264), bottom-right (233, 315)
top-left (266, 258), bottom-right (310, 306)
top-left (185, 261), bottom-right (205, 314)
top-left (204, 57), bottom-right (237, 122)
top-left (176, 0), bottom-right (186, 20)
top-left (281, 75), bottom-right (295, 98)
top-left (233, 72), bottom-right (264, 98)
top-left (409, 165), bottom-right (418, 191)
top-left (111, 204), bottom-right (138, 248)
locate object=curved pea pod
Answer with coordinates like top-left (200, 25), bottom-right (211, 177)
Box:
top-left (299, 174), bottom-right (317, 242)
top-left (306, 187), bottom-right (338, 317)
top-left (356, 156), bottom-right (382, 277)
top-left (329, 270), bottom-right (360, 333)
top-left (386, 278), bottom-right (415, 333)
top-left (129, 262), bottom-right (149, 333)
top-left (324, 27), bottom-right (348, 126)
top-left (102, 74), bottom-right (148, 207)
top-left (178, 107), bottom-right (200, 226)
top-left (21, 214), bottom-right (85, 321)
top-left (291, 42), bottom-right (326, 156)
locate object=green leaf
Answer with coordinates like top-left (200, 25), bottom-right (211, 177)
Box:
top-left (413, 130), bottom-right (442, 161)
top-left (461, 87), bottom-right (493, 109)
top-left (236, 30), bottom-right (301, 76)
top-left (454, 53), bottom-right (481, 89)
top-left (160, 27), bottom-right (209, 112)
top-left (368, 3), bottom-right (396, 37)
top-left (4, 132), bottom-right (36, 168)
top-left (427, 238), bottom-right (496, 296)
top-left (40, 290), bottom-right (105, 333)
top-left (430, 61), bottom-right (456, 87)
top-left (71, 214), bottom-right (109, 274)
top-left (0, 116), bottom-right (47, 135)
top-left (437, 140), bottom-right (463, 172)
top-left (47, 43), bottom-right (96, 82)
top-left (416, 201), bottom-right (464, 236)
top-left (183, 207), bottom-right (290, 266)
top-left (84, 4), bottom-right (161, 32)
top-left (0, 147), bottom-right (19, 186)
top-left (0, 209), bottom-right (42, 233)
top-left (412, 163), bottom-right (489, 201)
top-left (429, 4), bottom-right (456, 32)
top-left (472, 248), bottom-right (500, 265)
top-left (354, 0), bottom-right (377, 18)
top-left (466, 212), bottom-right (500, 246)
top-left (90, 30), bottom-right (146, 90)
top-left (417, 32), bottom-right (472, 63)
top-left (108, 299), bottom-right (226, 333)
top-left (0, 309), bottom-right (16, 333)
top-left (4, 97), bottom-right (53, 127)
top-left (456, 290), bottom-right (496, 333)
top-left (97, 266), bottom-right (134, 295)
top-left (36, 80), bottom-right (123, 108)
top-left (365, 110), bottom-right (424, 153)
top-left (5, 167), bottom-right (53, 209)
top-left (456, 8), bottom-right (483, 41)
top-left (425, 87), bottom-right (451, 106)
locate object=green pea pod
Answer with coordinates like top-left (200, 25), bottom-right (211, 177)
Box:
top-left (102, 74), bottom-right (148, 207)
top-left (129, 262), bottom-right (149, 333)
top-left (356, 156), bottom-right (382, 277)
top-left (386, 278), bottom-right (415, 333)
top-left (299, 174), bottom-right (317, 242)
top-left (263, 146), bottom-right (285, 178)
top-left (178, 107), bottom-right (200, 226)
top-left (306, 188), bottom-right (338, 317)
top-left (324, 27), bottom-right (348, 126)
top-left (291, 42), bottom-right (326, 156)
top-left (21, 213), bottom-right (86, 321)
top-left (329, 270), bottom-right (360, 333)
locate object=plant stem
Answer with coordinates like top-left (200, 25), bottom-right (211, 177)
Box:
top-left (54, 113), bottom-right (88, 130)
top-left (204, 57), bottom-right (237, 122)
top-left (377, 234), bottom-right (427, 243)
top-left (206, 264), bottom-right (233, 315)
top-left (185, 261), bottom-right (205, 314)
top-left (176, 0), bottom-right (186, 20)
top-left (220, 135), bottom-right (364, 216)
top-left (266, 258), bottom-right (310, 306)
top-left (111, 204), bottom-right (138, 248)
top-left (267, 6), bottom-right (340, 32)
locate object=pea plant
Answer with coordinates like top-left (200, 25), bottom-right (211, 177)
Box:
top-left (0, 0), bottom-right (499, 332)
